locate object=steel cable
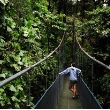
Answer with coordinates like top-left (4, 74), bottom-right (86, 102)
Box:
top-left (0, 34), bottom-right (65, 87)
top-left (75, 32), bottom-right (110, 70)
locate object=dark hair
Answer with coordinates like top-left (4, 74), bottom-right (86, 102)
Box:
top-left (71, 62), bottom-right (76, 67)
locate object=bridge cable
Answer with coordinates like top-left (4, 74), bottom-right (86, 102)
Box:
top-left (0, 34), bottom-right (65, 88)
top-left (75, 31), bottom-right (110, 108)
top-left (75, 32), bottom-right (110, 71)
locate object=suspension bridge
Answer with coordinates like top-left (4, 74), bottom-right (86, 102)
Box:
top-left (0, 32), bottom-right (110, 109)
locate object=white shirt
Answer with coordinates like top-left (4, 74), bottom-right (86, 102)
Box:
top-left (59, 66), bottom-right (81, 81)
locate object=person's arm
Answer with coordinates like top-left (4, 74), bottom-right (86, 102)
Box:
top-left (59, 68), bottom-right (69, 75)
top-left (76, 68), bottom-right (81, 73)
top-left (77, 69), bottom-right (82, 77)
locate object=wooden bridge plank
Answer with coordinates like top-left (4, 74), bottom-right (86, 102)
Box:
top-left (57, 76), bottom-right (81, 109)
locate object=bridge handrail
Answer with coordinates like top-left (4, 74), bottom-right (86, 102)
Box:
top-left (0, 34), bottom-right (64, 88)
top-left (34, 75), bottom-right (64, 109)
top-left (75, 33), bottom-right (110, 70)
top-left (78, 76), bottom-right (102, 109)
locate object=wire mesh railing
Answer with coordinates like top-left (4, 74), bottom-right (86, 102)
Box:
top-left (75, 31), bottom-right (110, 108)
top-left (34, 75), bottom-right (64, 109)
top-left (78, 76), bottom-right (102, 109)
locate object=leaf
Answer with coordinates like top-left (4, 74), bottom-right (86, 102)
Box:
top-left (0, 101), bottom-right (5, 106)
top-left (22, 57), bottom-right (28, 66)
top-left (24, 31), bottom-right (28, 37)
top-left (11, 22), bottom-right (16, 29)
top-left (11, 96), bottom-right (20, 102)
top-left (11, 64), bottom-right (21, 71)
top-left (0, 96), bottom-right (3, 100)
top-left (7, 26), bottom-right (12, 32)
top-left (11, 42), bottom-right (21, 51)
top-left (21, 98), bottom-right (26, 102)
top-left (17, 85), bottom-right (23, 91)
top-left (18, 61), bottom-right (23, 65)
top-left (0, 0), bottom-right (5, 5)
top-left (0, 42), bottom-right (5, 47)
top-left (10, 85), bottom-right (16, 92)
top-left (15, 102), bottom-right (20, 108)
top-left (5, 97), bottom-right (11, 104)
top-left (0, 88), bottom-right (4, 95)
top-left (25, 20), bottom-right (32, 28)
top-left (19, 51), bottom-right (24, 56)
top-left (0, 74), bottom-right (5, 78)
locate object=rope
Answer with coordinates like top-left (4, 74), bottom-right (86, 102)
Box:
top-left (0, 34), bottom-right (65, 87)
top-left (75, 33), bottom-right (110, 70)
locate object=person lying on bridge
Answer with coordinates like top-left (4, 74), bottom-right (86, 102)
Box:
top-left (59, 62), bottom-right (82, 99)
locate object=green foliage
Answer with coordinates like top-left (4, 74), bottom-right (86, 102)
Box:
top-left (75, 7), bottom-right (110, 62)
top-left (0, 79), bottom-right (27, 108)
top-left (0, 0), bottom-right (66, 109)
top-left (99, 73), bottom-right (110, 92)
top-left (75, 6), bottom-right (110, 108)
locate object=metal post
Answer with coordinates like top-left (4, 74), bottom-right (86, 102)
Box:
top-left (91, 61), bottom-right (94, 92)
top-left (46, 60), bottom-right (48, 89)
top-left (107, 73), bottom-right (108, 96)
top-left (27, 72), bottom-right (31, 108)
top-left (81, 51), bottom-right (83, 71)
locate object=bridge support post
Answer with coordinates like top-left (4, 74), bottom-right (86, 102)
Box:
top-left (91, 61), bottom-right (94, 93)
top-left (27, 72), bottom-right (31, 108)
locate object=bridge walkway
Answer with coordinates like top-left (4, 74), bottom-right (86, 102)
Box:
top-left (57, 76), bottom-right (81, 109)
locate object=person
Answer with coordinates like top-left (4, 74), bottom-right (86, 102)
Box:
top-left (59, 62), bottom-right (82, 99)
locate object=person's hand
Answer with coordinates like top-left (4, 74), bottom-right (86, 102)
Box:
top-left (58, 73), bottom-right (61, 75)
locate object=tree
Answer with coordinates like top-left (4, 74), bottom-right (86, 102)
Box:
top-left (0, 0), bottom-right (66, 108)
